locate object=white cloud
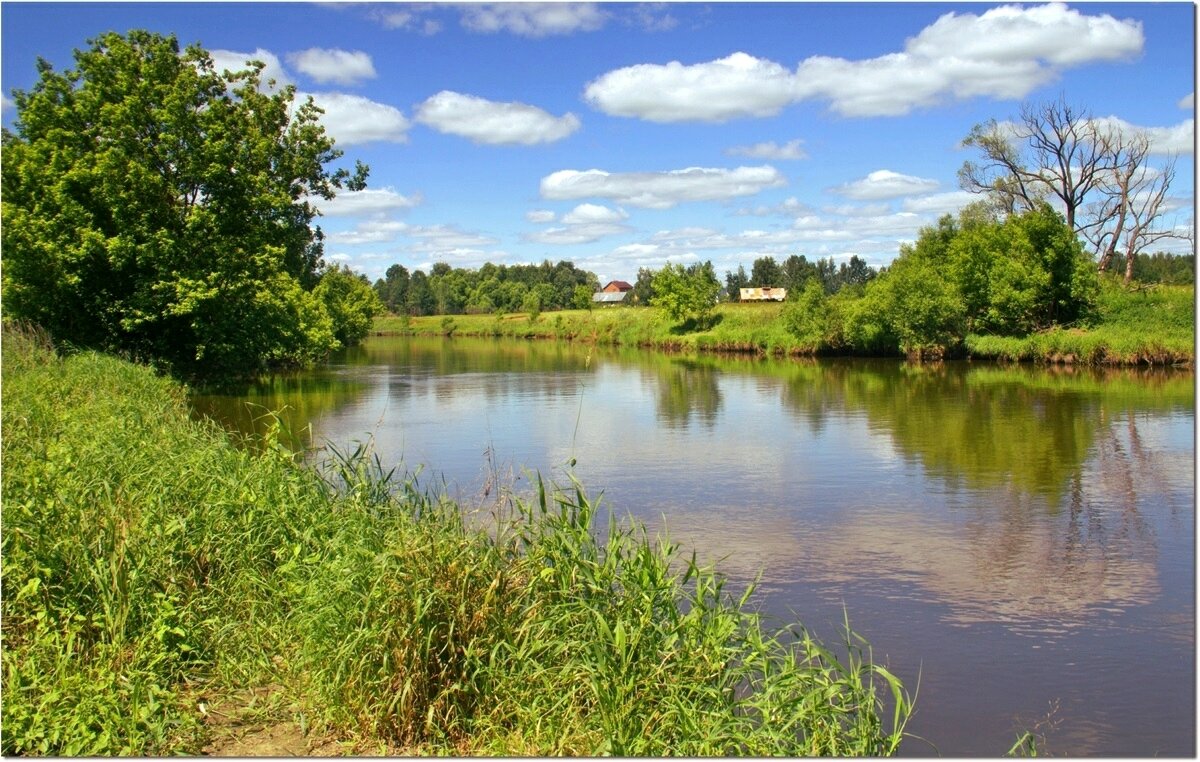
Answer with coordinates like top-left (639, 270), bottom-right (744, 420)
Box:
top-left (207, 48), bottom-right (406, 145)
top-left (208, 48), bottom-right (291, 89)
top-left (832, 170), bottom-right (939, 200)
top-left (461, 3), bottom-right (607, 37)
top-left (797, 4), bottom-right (1143, 117)
top-left (585, 52), bottom-right (798, 123)
top-left (523, 204), bottom-right (630, 244)
top-left (1090, 116), bottom-right (1195, 156)
top-left (525, 223), bottom-right (630, 245)
top-left (526, 209), bottom-right (557, 224)
top-left (586, 5), bottom-right (1144, 121)
top-left (561, 203), bottom-right (627, 224)
top-left (407, 224), bottom-right (499, 254)
top-left (901, 191), bottom-right (979, 215)
top-left (304, 91), bottom-right (410, 145)
top-left (326, 219), bottom-right (410, 246)
top-left (540, 165), bottom-right (786, 209)
top-left (1, 94), bottom-right (14, 117)
top-left (287, 48), bottom-right (376, 86)
top-left (726, 139), bottom-right (808, 161)
top-left (906, 3), bottom-right (1143, 67)
top-left (415, 90), bottom-right (579, 145)
top-left (1180, 93), bottom-right (1195, 110)
top-left (315, 187), bottom-right (422, 217)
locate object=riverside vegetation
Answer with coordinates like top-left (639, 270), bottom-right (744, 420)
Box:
top-left (1, 321), bottom-right (913, 756)
top-left (375, 272), bottom-right (1194, 367)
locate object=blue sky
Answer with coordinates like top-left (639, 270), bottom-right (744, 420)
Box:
top-left (2, 2), bottom-right (1194, 284)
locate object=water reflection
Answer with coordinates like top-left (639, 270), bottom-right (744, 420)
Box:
top-left (188, 335), bottom-right (1194, 755)
top-left (647, 357), bottom-right (723, 429)
top-left (190, 371), bottom-right (370, 449)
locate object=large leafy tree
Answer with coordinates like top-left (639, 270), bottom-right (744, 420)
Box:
top-left (650, 261), bottom-right (720, 325)
top-left (2, 30), bottom-right (367, 378)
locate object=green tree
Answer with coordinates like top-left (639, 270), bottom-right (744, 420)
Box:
top-left (650, 261), bottom-right (720, 325)
top-left (632, 267), bottom-right (656, 306)
top-left (724, 265), bottom-right (748, 302)
top-left (1, 30), bottom-right (368, 378)
top-left (782, 254), bottom-right (819, 292)
top-left (314, 265), bottom-right (383, 347)
top-left (376, 264), bottom-right (410, 313)
top-left (782, 280), bottom-right (833, 350)
top-left (572, 284), bottom-right (595, 310)
top-left (749, 256), bottom-right (784, 287)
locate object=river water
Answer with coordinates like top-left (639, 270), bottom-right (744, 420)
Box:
top-left (191, 335), bottom-right (1196, 756)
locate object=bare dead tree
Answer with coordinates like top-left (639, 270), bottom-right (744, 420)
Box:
top-left (1118, 157), bottom-right (1182, 283)
top-left (962, 97), bottom-right (1188, 281)
top-left (960, 98), bottom-right (1113, 231)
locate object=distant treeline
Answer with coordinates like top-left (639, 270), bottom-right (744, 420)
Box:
top-left (374, 260), bottom-right (599, 316)
top-left (1132, 252), bottom-right (1194, 284)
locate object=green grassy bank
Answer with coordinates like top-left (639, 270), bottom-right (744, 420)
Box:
top-left (374, 281), bottom-right (1194, 366)
top-left (1, 322), bottom-right (911, 756)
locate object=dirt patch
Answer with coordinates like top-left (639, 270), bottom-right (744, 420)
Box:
top-left (197, 685), bottom-right (346, 757)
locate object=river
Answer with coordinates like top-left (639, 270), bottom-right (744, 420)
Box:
top-left (191, 335), bottom-right (1196, 756)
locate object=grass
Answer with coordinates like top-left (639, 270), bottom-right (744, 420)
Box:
top-left (965, 280), bottom-right (1194, 365)
top-left (376, 280), bottom-right (1194, 366)
top-left (1, 320), bottom-right (913, 756)
top-left (375, 302), bottom-right (803, 357)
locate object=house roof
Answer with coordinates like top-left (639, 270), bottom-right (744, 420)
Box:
top-left (603, 280), bottom-right (634, 291)
top-left (592, 291), bottom-right (629, 303)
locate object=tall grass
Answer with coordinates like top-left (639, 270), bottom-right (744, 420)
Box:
top-left (2, 320), bottom-right (912, 755)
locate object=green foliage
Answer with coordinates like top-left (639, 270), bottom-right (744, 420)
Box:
top-left (650, 261), bottom-right (721, 325)
top-left (750, 256), bottom-right (784, 287)
top-left (572, 284), bottom-right (595, 311)
top-left (1, 328), bottom-right (913, 755)
top-left (522, 290), bottom-right (542, 322)
top-left (873, 254), bottom-right (966, 358)
top-left (782, 280), bottom-right (833, 350)
top-left (382, 259), bottom-right (599, 317)
top-left (724, 264), bottom-right (749, 302)
top-left (315, 265), bottom-right (384, 348)
top-left (1132, 252), bottom-right (1195, 285)
top-left (1, 30), bottom-right (368, 379)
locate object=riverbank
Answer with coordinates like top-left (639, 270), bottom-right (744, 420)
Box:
top-left (373, 281), bottom-right (1194, 366)
top-left (1, 322), bottom-right (911, 756)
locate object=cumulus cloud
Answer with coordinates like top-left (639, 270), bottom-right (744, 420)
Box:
top-left (584, 52), bottom-right (797, 123)
top-left (1, 94), bottom-right (14, 117)
top-left (461, 3), bottom-right (607, 37)
top-left (207, 48), bottom-right (406, 144)
top-left (832, 170), bottom-right (939, 200)
top-left (726, 139), bottom-right (808, 161)
top-left (540, 165), bottom-right (786, 209)
top-left (327, 219), bottom-right (411, 245)
top-left (525, 223), bottom-right (630, 245)
top-left (905, 3), bottom-right (1143, 66)
top-left (287, 48), bottom-right (376, 86)
top-left (901, 191), bottom-right (979, 215)
top-left (1180, 93), bottom-right (1195, 110)
top-left (208, 48), bottom-right (291, 89)
top-left (415, 91), bottom-right (580, 145)
top-left (1089, 116), bottom-right (1195, 155)
top-left (586, 5), bottom-right (1144, 121)
top-left (407, 224), bottom-right (499, 254)
top-left (524, 203), bottom-right (630, 244)
top-left (526, 209), bottom-right (557, 223)
top-left (561, 203), bottom-right (627, 224)
top-left (304, 91), bottom-right (410, 145)
top-left (315, 187), bottom-right (423, 217)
